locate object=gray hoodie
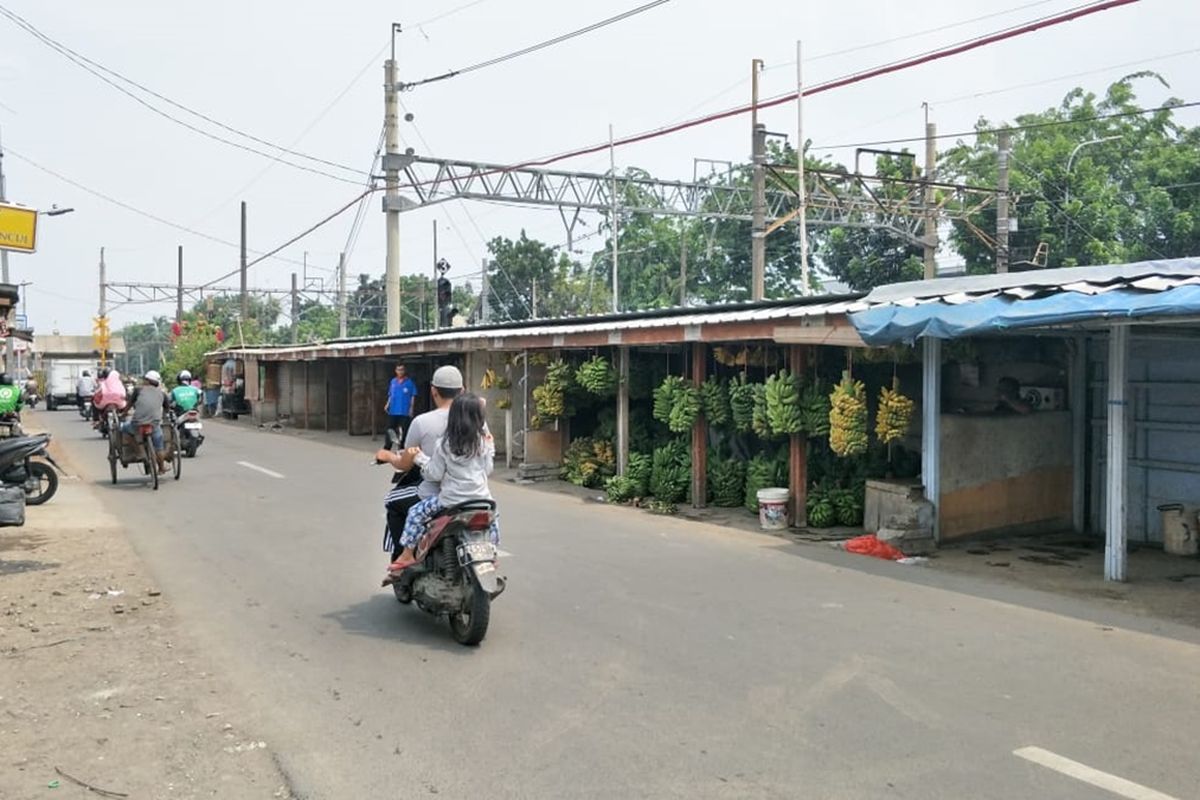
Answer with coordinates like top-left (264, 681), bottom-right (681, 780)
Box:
top-left (415, 435), bottom-right (494, 507)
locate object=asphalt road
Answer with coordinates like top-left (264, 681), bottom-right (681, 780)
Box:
top-left (37, 408), bottom-right (1200, 799)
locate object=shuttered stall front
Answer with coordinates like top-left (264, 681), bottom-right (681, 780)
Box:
top-left (1089, 334), bottom-right (1200, 544)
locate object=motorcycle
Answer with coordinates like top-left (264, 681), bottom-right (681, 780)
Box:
top-left (0, 432), bottom-right (64, 505)
top-left (0, 412), bottom-right (23, 439)
top-left (78, 397), bottom-right (93, 420)
top-left (176, 409), bottom-right (204, 457)
top-left (375, 435), bottom-right (505, 646)
top-left (22, 387), bottom-right (38, 410)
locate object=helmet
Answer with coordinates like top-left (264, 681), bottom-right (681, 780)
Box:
top-left (144, 370), bottom-right (162, 386)
top-left (0, 373), bottom-right (10, 386)
top-left (178, 370), bottom-right (192, 383)
top-left (99, 367), bottom-right (111, 380)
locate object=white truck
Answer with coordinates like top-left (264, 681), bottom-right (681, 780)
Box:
top-left (44, 357), bottom-right (99, 411)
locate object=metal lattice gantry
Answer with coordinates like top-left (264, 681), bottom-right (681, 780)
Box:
top-left (103, 282), bottom-right (333, 312)
top-left (393, 155), bottom-right (1000, 247)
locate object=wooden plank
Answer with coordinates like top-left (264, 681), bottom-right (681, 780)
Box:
top-left (692, 342), bottom-right (707, 508)
top-left (789, 345), bottom-right (808, 527)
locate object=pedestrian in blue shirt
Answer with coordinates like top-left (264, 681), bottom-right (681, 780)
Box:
top-left (384, 363), bottom-right (418, 444)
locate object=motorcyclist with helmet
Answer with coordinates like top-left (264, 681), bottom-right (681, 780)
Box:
top-left (120, 370), bottom-right (169, 474)
top-left (0, 373), bottom-right (23, 431)
top-left (170, 370), bottom-right (202, 413)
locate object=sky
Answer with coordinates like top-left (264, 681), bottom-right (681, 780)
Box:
top-left (0, 0), bottom-right (1197, 334)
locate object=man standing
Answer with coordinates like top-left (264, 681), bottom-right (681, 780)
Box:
top-left (76, 369), bottom-right (97, 408)
top-left (376, 365), bottom-right (463, 561)
top-left (384, 363), bottom-right (418, 445)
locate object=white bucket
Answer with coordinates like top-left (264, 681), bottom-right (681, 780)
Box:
top-left (1159, 504), bottom-right (1199, 557)
top-left (757, 488), bottom-right (790, 531)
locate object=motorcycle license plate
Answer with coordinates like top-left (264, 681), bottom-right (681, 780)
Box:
top-left (184, 422), bottom-right (202, 430)
top-left (458, 541), bottom-right (496, 566)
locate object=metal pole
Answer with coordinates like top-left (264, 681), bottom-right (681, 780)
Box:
top-left (432, 220), bottom-right (438, 328)
top-left (796, 42), bottom-right (810, 294)
top-left (609, 124), bottom-right (619, 313)
top-left (921, 337), bottom-right (942, 542)
top-left (99, 247), bottom-right (106, 318)
top-left (176, 245), bottom-right (184, 322)
top-left (1105, 326), bottom-right (1129, 581)
top-left (0, 124), bottom-right (12, 372)
top-left (995, 131), bottom-right (1011, 274)
top-left (337, 251), bottom-right (348, 338)
top-left (384, 57), bottom-right (401, 335)
top-left (678, 222), bottom-right (687, 307)
top-left (923, 121), bottom-right (938, 280)
top-left (750, 59), bottom-right (766, 301)
top-left (1070, 334), bottom-right (1088, 534)
top-left (239, 201), bottom-right (248, 319)
top-left (290, 272), bottom-right (299, 343)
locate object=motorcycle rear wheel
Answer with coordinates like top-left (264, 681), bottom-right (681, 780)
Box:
top-left (24, 461), bottom-right (58, 505)
top-left (448, 582), bottom-right (490, 646)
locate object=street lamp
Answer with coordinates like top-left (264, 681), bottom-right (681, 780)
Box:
top-left (41, 205), bottom-right (74, 217)
top-left (1064, 136), bottom-right (1121, 206)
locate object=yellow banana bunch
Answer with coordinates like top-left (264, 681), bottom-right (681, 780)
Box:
top-left (829, 372), bottom-right (868, 457)
top-left (875, 377), bottom-right (914, 444)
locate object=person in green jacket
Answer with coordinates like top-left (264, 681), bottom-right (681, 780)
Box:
top-left (170, 370), bottom-right (202, 412)
top-left (0, 373), bottom-right (23, 416)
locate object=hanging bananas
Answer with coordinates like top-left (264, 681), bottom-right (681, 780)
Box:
top-left (765, 369), bottom-right (803, 435)
top-left (801, 381), bottom-right (831, 438)
top-left (729, 375), bottom-right (757, 432)
top-left (875, 377), bottom-right (915, 444)
top-left (829, 371), bottom-right (868, 457)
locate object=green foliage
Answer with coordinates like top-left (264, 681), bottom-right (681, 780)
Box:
top-left (486, 231), bottom-right (609, 321)
top-left (162, 319), bottom-right (223, 383)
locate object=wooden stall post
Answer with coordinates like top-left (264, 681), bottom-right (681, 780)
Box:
top-left (691, 342), bottom-right (707, 508)
top-left (789, 345), bottom-right (809, 527)
top-left (616, 346), bottom-right (630, 476)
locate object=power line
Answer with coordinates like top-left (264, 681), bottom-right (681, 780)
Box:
top-left (5, 145), bottom-right (306, 268)
top-left (816, 100), bottom-right (1200, 150)
top-left (402, 0), bottom-right (673, 88)
top-left (0, 4), bottom-right (369, 183)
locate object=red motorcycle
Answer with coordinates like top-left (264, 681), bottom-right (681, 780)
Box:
top-left (381, 500), bottom-right (505, 646)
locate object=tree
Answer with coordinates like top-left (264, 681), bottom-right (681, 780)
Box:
top-left (162, 318), bottom-right (223, 385)
top-left (117, 318), bottom-right (170, 375)
top-left (486, 232), bottom-right (607, 321)
top-left (184, 295), bottom-right (280, 346)
top-left (941, 74), bottom-right (1200, 272)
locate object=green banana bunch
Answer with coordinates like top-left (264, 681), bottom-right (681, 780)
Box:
top-left (700, 377), bottom-right (731, 427)
top-left (729, 375), bottom-right (757, 432)
top-left (575, 355), bottom-right (616, 396)
top-left (801, 381), bottom-right (831, 438)
top-left (751, 383), bottom-right (772, 438)
top-left (765, 369), bottom-right (803, 435)
top-left (707, 456), bottom-right (747, 507)
top-left (653, 375), bottom-right (684, 425)
top-left (650, 438), bottom-right (690, 503)
top-left (668, 383), bottom-right (700, 433)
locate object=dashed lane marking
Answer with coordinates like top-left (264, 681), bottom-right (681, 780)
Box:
top-left (1014, 746), bottom-right (1181, 800)
top-left (236, 461), bottom-right (285, 479)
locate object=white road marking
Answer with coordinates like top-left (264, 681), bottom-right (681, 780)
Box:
top-left (236, 461), bottom-right (285, 479)
top-left (496, 549), bottom-right (513, 558)
top-left (1014, 746), bottom-right (1181, 800)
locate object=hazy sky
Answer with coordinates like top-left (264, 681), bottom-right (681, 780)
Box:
top-left (1, 0), bottom-right (1197, 333)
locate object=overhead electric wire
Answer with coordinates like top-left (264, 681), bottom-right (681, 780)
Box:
top-left (815, 100), bottom-right (1200, 150)
top-left (0, 4), bottom-right (369, 183)
top-left (402, 0), bottom-right (673, 88)
top-left (5, 145), bottom-right (306, 267)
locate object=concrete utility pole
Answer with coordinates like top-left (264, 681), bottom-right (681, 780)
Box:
top-left (796, 41), bottom-right (810, 294)
top-left (750, 58), bottom-right (766, 301)
top-left (480, 258), bottom-right (491, 323)
top-left (239, 201), bottom-right (249, 319)
top-left (923, 119), bottom-right (938, 280)
top-left (0, 124), bottom-right (12, 371)
top-left (337, 252), bottom-right (348, 338)
top-left (996, 131), bottom-right (1011, 274)
top-left (609, 124), bottom-right (619, 313)
top-left (176, 246), bottom-right (185, 322)
top-left (383, 54), bottom-right (401, 335)
top-left (290, 273), bottom-right (299, 343)
top-left (679, 223), bottom-right (688, 307)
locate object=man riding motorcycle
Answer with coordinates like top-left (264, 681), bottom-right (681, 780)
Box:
top-left (375, 365), bottom-right (464, 562)
top-left (120, 370), bottom-right (169, 474)
top-left (0, 373), bottom-right (23, 428)
top-left (170, 370), bottom-right (202, 413)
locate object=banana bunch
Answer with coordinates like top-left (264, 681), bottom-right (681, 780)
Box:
top-left (800, 382), bottom-right (831, 438)
top-left (875, 377), bottom-right (914, 444)
top-left (700, 377), bottom-right (731, 427)
top-left (653, 376), bottom-right (684, 425)
top-left (708, 456), bottom-right (747, 507)
top-left (729, 375), bottom-right (757, 432)
top-left (532, 383), bottom-right (564, 419)
top-left (806, 488), bottom-right (836, 528)
top-left (765, 369), bottom-right (804, 435)
top-left (480, 368), bottom-right (498, 390)
top-left (627, 451), bottom-right (652, 496)
top-left (829, 372), bottom-right (868, 457)
top-left (575, 355), bottom-right (616, 396)
top-left (751, 383), bottom-right (772, 439)
top-left (668, 383), bottom-right (700, 433)
top-left (743, 454), bottom-right (779, 512)
top-left (650, 438), bottom-right (690, 503)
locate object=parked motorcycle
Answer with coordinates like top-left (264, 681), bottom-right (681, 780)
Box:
top-left (0, 433), bottom-right (64, 505)
top-left (176, 409), bottom-right (204, 457)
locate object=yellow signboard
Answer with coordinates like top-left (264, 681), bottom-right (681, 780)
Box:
top-left (0, 202), bottom-right (38, 254)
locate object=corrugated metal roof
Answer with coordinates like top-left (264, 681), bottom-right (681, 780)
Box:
top-left (855, 258), bottom-right (1200, 309)
top-left (217, 295), bottom-right (863, 358)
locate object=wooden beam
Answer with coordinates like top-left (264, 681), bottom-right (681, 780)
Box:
top-left (789, 345), bottom-right (808, 527)
top-left (691, 342), bottom-right (707, 509)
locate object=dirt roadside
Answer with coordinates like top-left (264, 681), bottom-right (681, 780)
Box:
top-left (0, 428), bottom-right (294, 799)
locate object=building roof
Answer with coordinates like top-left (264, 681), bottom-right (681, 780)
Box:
top-left (34, 334), bottom-right (127, 356)
top-left (848, 258), bottom-right (1200, 345)
top-left (215, 294), bottom-right (867, 361)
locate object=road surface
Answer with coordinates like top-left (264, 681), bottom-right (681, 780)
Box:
top-left (39, 409), bottom-right (1200, 799)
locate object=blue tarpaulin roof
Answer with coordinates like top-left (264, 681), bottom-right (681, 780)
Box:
top-left (847, 259), bottom-right (1200, 346)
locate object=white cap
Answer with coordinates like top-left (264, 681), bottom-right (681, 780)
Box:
top-left (144, 370), bottom-right (162, 385)
top-left (431, 365), bottom-right (464, 390)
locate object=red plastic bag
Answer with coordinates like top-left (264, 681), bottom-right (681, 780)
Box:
top-left (843, 534), bottom-right (905, 561)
